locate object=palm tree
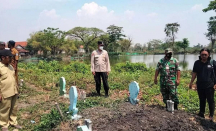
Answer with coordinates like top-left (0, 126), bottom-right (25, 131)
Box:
top-left (164, 23), bottom-right (180, 53)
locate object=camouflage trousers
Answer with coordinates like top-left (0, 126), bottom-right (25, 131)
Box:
top-left (160, 84), bottom-right (179, 104)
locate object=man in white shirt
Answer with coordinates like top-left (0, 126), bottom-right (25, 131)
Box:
top-left (91, 41), bottom-right (111, 97)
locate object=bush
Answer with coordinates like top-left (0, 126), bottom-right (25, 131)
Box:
top-left (114, 62), bottom-right (148, 72)
top-left (34, 103), bottom-right (69, 131)
top-left (63, 62), bottom-right (90, 74)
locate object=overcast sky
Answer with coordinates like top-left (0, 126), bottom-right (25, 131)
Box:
top-left (0, 0), bottom-right (215, 46)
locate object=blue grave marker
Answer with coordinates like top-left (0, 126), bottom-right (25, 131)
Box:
top-left (129, 81), bottom-right (140, 105)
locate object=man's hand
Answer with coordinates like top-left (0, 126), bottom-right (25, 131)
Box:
top-left (154, 78), bottom-right (158, 84)
top-left (92, 72), bottom-right (95, 76)
top-left (214, 85), bottom-right (216, 90)
top-left (107, 72), bottom-right (109, 75)
top-left (189, 83), bottom-right (193, 89)
top-left (176, 79), bottom-right (180, 86)
top-left (0, 95), bottom-right (2, 102)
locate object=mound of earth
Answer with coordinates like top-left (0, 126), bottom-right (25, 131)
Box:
top-left (72, 103), bottom-right (216, 131)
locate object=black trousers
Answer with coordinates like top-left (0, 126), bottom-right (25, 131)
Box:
top-left (94, 72), bottom-right (109, 94)
top-left (197, 87), bottom-right (215, 117)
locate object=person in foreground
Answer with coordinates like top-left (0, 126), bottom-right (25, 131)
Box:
top-left (0, 50), bottom-right (22, 131)
top-left (154, 48), bottom-right (181, 110)
top-left (91, 41), bottom-right (111, 97)
top-left (189, 48), bottom-right (215, 122)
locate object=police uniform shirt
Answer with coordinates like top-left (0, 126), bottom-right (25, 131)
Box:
top-left (193, 60), bottom-right (216, 89)
top-left (91, 50), bottom-right (111, 72)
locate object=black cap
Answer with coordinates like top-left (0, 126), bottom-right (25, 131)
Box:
top-left (98, 41), bottom-right (104, 45)
top-left (0, 49), bottom-right (13, 57)
top-left (8, 40), bottom-right (15, 47)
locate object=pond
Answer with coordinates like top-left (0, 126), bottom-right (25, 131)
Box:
top-left (20, 54), bottom-right (216, 71)
top-left (84, 54), bottom-right (216, 71)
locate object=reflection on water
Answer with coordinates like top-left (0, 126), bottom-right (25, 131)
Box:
top-left (21, 54), bottom-right (216, 71)
top-left (84, 54), bottom-right (216, 71)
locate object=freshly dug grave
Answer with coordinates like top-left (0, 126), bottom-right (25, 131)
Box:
top-left (72, 103), bottom-right (216, 131)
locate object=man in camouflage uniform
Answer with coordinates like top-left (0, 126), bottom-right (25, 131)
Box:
top-left (154, 48), bottom-right (181, 110)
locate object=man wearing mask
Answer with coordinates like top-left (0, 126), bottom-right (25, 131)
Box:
top-left (91, 41), bottom-right (111, 97)
top-left (8, 40), bottom-right (19, 85)
top-left (0, 41), bottom-right (5, 50)
top-left (154, 48), bottom-right (181, 110)
top-left (189, 48), bottom-right (215, 122)
top-left (0, 50), bottom-right (22, 131)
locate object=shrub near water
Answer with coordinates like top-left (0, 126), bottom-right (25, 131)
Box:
top-left (114, 61), bottom-right (148, 72)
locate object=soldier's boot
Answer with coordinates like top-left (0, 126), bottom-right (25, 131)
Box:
top-left (96, 90), bottom-right (101, 96)
top-left (174, 104), bottom-right (178, 110)
top-left (197, 112), bottom-right (205, 118)
top-left (105, 92), bottom-right (109, 97)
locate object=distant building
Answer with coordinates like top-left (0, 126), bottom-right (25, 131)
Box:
top-left (15, 41), bottom-right (29, 56)
top-left (78, 45), bottom-right (85, 54)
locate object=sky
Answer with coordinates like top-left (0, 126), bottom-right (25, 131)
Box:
top-left (0, 0), bottom-right (215, 47)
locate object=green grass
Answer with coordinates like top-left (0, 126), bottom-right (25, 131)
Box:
top-left (16, 60), bottom-right (216, 131)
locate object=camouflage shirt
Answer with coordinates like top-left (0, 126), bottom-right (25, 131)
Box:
top-left (156, 57), bottom-right (180, 86)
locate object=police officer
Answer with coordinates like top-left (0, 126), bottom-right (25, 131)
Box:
top-left (0, 50), bottom-right (22, 131)
top-left (8, 40), bottom-right (19, 85)
top-left (91, 41), bottom-right (111, 97)
top-left (189, 48), bottom-right (215, 121)
top-left (154, 48), bottom-right (181, 110)
top-left (0, 41), bottom-right (5, 50)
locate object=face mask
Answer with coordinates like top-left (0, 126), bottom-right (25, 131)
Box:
top-left (99, 46), bottom-right (103, 50)
top-left (166, 53), bottom-right (172, 59)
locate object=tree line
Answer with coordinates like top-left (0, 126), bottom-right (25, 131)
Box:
top-left (25, 25), bottom-right (198, 56)
top-left (26, 25), bottom-right (131, 56)
top-left (26, 1), bottom-right (216, 57)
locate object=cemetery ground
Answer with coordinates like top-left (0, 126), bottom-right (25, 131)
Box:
top-left (11, 61), bottom-right (216, 131)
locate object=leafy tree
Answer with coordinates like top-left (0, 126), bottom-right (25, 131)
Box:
top-left (107, 25), bottom-right (126, 52)
top-left (205, 17), bottom-right (216, 52)
top-left (142, 44), bottom-right (147, 52)
top-left (164, 23), bottom-right (180, 52)
top-left (160, 43), bottom-right (171, 50)
top-left (99, 34), bottom-right (110, 50)
top-left (37, 27), bottom-right (66, 56)
top-left (203, 0), bottom-right (216, 12)
top-left (59, 39), bottom-right (78, 56)
top-left (176, 38), bottom-right (190, 53)
top-left (147, 39), bottom-right (163, 53)
top-left (134, 43), bottom-right (142, 52)
top-left (193, 43), bottom-right (203, 48)
top-left (67, 27), bottom-right (104, 53)
top-left (26, 32), bottom-right (44, 55)
top-left (119, 38), bottom-right (132, 52)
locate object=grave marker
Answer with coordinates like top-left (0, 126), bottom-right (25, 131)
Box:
top-left (167, 100), bottom-right (174, 113)
top-left (69, 86), bottom-right (82, 120)
top-left (80, 90), bottom-right (86, 101)
top-left (129, 81), bottom-right (140, 105)
top-left (59, 77), bottom-right (69, 98)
